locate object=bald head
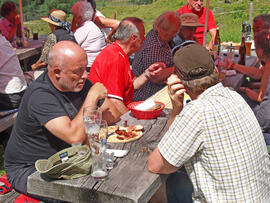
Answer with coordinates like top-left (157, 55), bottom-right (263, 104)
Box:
top-left (48, 41), bottom-right (87, 70)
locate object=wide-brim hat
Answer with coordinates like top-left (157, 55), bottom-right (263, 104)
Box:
top-left (35, 145), bottom-right (92, 180)
top-left (180, 13), bottom-right (204, 27)
top-left (41, 9), bottom-right (66, 27)
top-left (173, 43), bottom-right (214, 81)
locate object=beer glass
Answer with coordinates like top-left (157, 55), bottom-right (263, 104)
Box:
top-left (245, 41), bottom-right (252, 56)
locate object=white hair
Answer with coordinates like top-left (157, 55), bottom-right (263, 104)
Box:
top-left (72, 1), bottom-right (93, 22)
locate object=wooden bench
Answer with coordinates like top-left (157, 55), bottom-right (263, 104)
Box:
top-left (0, 190), bottom-right (20, 202)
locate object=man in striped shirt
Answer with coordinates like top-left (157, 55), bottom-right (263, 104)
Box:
top-left (148, 43), bottom-right (270, 202)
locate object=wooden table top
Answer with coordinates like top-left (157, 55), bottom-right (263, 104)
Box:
top-left (15, 35), bottom-right (47, 61)
top-left (27, 110), bottom-right (170, 203)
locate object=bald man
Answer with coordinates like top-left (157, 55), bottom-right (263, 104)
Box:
top-left (4, 41), bottom-right (120, 199)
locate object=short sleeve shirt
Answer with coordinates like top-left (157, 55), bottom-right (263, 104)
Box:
top-left (159, 83), bottom-right (270, 202)
top-left (89, 42), bottom-right (134, 105)
top-left (132, 29), bottom-right (174, 101)
top-left (176, 5), bottom-right (217, 45)
top-left (4, 72), bottom-right (94, 168)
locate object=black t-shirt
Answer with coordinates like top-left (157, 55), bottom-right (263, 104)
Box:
top-left (4, 72), bottom-right (94, 171)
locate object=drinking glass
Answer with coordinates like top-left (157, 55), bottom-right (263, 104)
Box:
top-left (91, 153), bottom-right (108, 181)
top-left (83, 106), bottom-right (102, 154)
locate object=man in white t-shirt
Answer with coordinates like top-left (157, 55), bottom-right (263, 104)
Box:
top-left (0, 34), bottom-right (27, 110)
top-left (72, 1), bottom-right (107, 72)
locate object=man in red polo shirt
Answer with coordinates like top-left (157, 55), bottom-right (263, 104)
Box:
top-left (89, 17), bottom-right (165, 115)
top-left (176, 0), bottom-right (217, 50)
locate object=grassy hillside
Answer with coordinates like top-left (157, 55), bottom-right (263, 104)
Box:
top-left (23, 0), bottom-right (270, 43)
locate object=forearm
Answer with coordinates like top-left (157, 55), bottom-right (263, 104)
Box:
top-left (245, 88), bottom-right (260, 102)
top-left (133, 72), bottom-right (149, 90)
top-left (233, 63), bottom-right (262, 79)
top-left (94, 16), bottom-right (120, 29)
top-left (109, 98), bottom-right (129, 115)
top-left (7, 25), bottom-right (17, 42)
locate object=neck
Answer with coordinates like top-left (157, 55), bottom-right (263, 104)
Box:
top-left (116, 40), bottom-right (133, 56)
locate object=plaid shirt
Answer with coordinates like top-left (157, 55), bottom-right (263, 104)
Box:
top-left (132, 29), bottom-right (174, 101)
top-left (159, 83), bottom-right (270, 202)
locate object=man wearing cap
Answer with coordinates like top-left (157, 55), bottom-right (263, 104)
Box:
top-left (148, 44), bottom-right (270, 202)
top-left (31, 9), bottom-right (76, 70)
top-left (176, 0), bottom-right (217, 50)
top-left (4, 41), bottom-right (120, 201)
top-left (173, 13), bottom-right (203, 46)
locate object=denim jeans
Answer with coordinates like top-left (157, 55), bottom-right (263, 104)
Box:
top-left (166, 167), bottom-right (194, 203)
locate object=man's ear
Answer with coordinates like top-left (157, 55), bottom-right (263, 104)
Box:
top-left (54, 66), bottom-right (62, 80)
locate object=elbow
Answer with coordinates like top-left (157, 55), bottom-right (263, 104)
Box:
top-left (148, 161), bottom-right (159, 174)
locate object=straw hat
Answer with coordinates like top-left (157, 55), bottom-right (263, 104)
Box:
top-left (41, 9), bottom-right (66, 27)
top-left (180, 13), bottom-right (204, 27)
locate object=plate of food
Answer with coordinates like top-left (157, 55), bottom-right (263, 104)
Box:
top-left (107, 125), bottom-right (144, 143)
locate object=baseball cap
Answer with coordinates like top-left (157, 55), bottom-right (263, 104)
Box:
top-left (173, 43), bottom-right (215, 81)
top-left (180, 13), bottom-right (203, 27)
top-left (35, 145), bottom-right (92, 180)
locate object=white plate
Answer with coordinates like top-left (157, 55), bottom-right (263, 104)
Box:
top-left (106, 149), bottom-right (129, 158)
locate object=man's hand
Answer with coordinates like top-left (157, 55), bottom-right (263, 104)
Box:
top-left (88, 82), bottom-right (108, 102)
top-left (14, 15), bottom-right (20, 26)
top-left (218, 58), bottom-right (234, 69)
top-left (167, 74), bottom-right (186, 124)
top-left (146, 62), bottom-right (166, 78)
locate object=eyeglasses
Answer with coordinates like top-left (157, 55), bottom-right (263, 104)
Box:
top-left (171, 40), bottom-right (197, 57)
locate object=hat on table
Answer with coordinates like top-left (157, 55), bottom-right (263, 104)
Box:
top-left (35, 145), bottom-right (92, 180)
top-left (41, 9), bottom-right (67, 27)
top-left (179, 13), bottom-right (203, 27)
top-left (173, 43), bottom-right (215, 81)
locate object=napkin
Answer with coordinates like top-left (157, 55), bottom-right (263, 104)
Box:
top-left (135, 99), bottom-right (156, 111)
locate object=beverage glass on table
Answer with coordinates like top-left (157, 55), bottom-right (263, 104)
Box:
top-left (245, 41), bottom-right (252, 56)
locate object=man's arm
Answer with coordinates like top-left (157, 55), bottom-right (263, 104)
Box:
top-left (148, 148), bottom-right (180, 174)
top-left (99, 97), bottom-right (121, 124)
top-left (206, 28), bottom-right (216, 50)
top-left (44, 83), bottom-right (108, 144)
top-left (167, 74), bottom-right (186, 126)
top-left (109, 98), bottom-right (129, 115)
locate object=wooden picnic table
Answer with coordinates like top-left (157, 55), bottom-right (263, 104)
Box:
top-left (27, 110), bottom-right (171, 203)
top-left (15, 35), bottom-right (47, 71)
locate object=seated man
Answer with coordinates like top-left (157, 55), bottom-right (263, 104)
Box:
top-left (173, 13), bottom-right (203, 46)
top-left (0, 1), bottom-right (19, 44)
top-left (89, 17), bottom-right (165, 115)
top-left (0, 34), bottom-right (27, 110)
top-left (4, 41), bottom-right (120, 200)
top-left (148, 44), bottom-right (270, 202)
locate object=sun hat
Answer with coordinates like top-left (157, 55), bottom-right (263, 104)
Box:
top-left (35, 145), bottom-right (92, 180)
top-left (173, 43), bottom-right (215, 81)
top-left (41, 9), bottom-right (67, 27)
top-left (179, 13), bottom-right (203, 27)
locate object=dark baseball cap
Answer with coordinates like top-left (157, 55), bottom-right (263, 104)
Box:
top-left (35, 145), bottom-right (92, 180)
top-left (173, 43), bottom-right (215, 81)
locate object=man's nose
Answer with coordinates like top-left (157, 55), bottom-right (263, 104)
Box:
top-left (82, 70), bottom-right (88, 79)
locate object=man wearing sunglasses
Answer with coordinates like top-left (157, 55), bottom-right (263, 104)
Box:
top-left (176, 0), bottom-right (217, 50)
top-left (148, 43), bottom-right (270, 202)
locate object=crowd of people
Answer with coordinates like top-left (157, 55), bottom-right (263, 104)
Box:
top-left (0, 0), bottom-right (270, 202)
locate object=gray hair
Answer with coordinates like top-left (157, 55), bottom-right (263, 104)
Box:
top-left (253, 14), bottom-right (270, 29)
top-left (153, 11), bottom-right (180, 33)
top-left (182, 71), bottom-right (219, 94)
top-left (254, 29), bottom-right (270, 59)
top-left (72, 1), bottom-right (93, 22)
top-left (114, 17), bottom-right (143, 42)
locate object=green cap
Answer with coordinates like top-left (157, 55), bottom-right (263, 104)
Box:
top-left (173, 43), bottom-right (215, 81)
top-left (35, 145), bottom-right (92, 180)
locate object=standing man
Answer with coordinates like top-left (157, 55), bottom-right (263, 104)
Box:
top-left (4, 41), bottom-right (120, 201)
top-left (176, 0), bottom-right (217, 50)
top-left (148, 43), bottom-right (270, 202)
top-left (89, 17), bottom-right (165, 115)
